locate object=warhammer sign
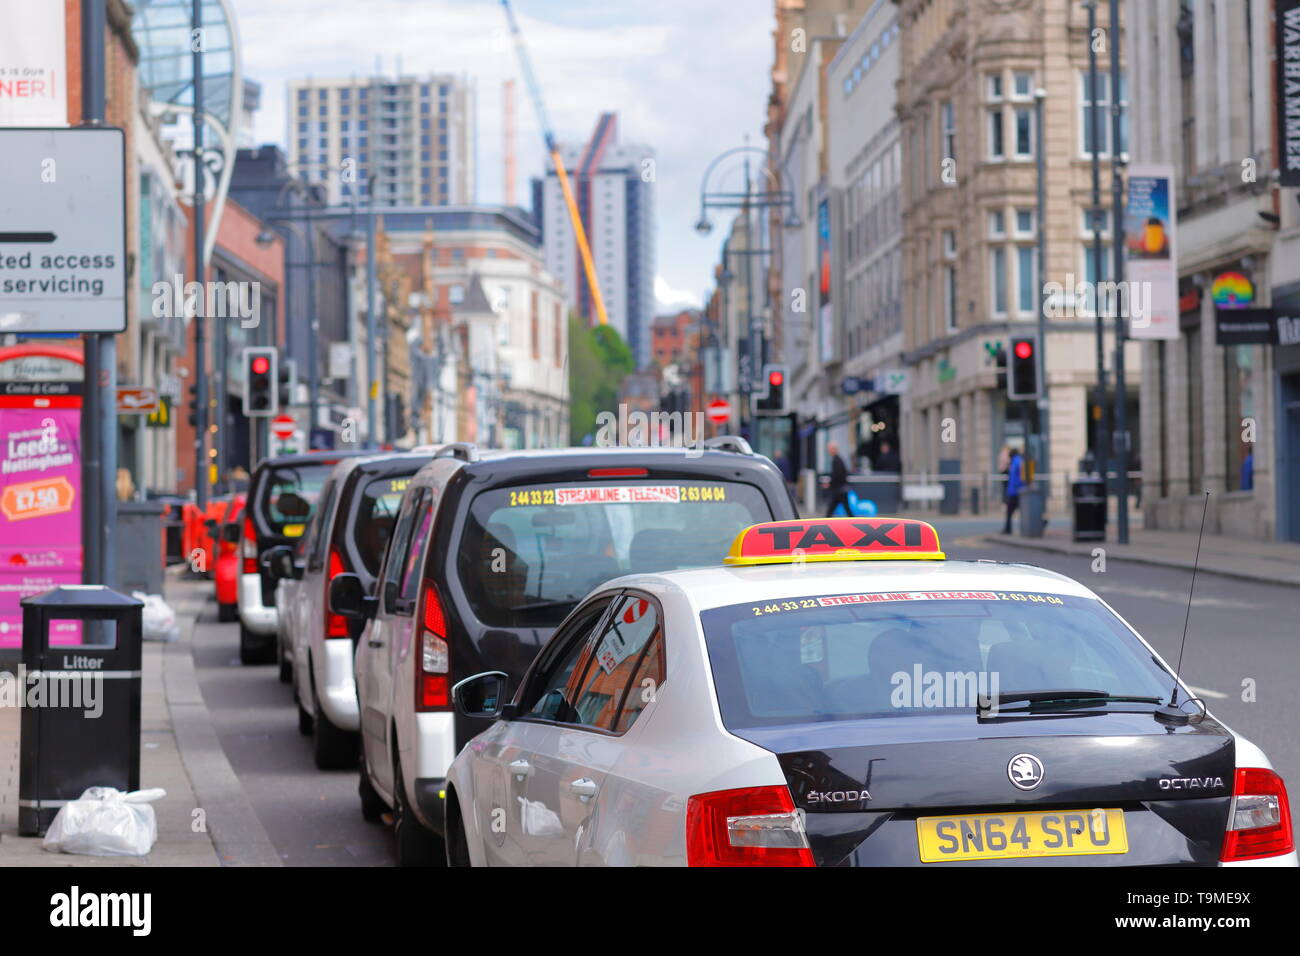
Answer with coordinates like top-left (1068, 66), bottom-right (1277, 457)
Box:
top-left (1280, 0), bottom-right (1300, 187)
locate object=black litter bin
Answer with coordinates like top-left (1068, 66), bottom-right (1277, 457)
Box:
top-left (17, 586), bottom-right (144, 836)
top-left (1071, 476), bottom-right (1108, 543)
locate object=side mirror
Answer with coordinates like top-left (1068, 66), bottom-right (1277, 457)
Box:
top-left (330, 572), bottom-right (377, 620)
top-left (261, 545), bottom-right (296, 581)
top-left (451, 671), bottom-right (509, 720)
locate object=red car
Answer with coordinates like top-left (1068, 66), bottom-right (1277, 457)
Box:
top-left (214, 495), bottom-right (246, 621)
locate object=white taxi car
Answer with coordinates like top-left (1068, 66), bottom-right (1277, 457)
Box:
top-left (444, 517), bottom-right (1296, 867)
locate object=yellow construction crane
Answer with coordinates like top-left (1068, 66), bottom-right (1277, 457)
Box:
top-left (500, 0), bottom-right (609, 326)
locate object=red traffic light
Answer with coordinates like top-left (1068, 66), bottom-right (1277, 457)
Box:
top-left (251, 356), bottom-right (270, 375)
top-left (768, 370), bottom-right (784, 387)
top-left (1013, 341), bottom-right (1033, 360)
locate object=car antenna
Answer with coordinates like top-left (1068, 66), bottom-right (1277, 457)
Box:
top-left (1155, 491), bottom-right (1210, 725)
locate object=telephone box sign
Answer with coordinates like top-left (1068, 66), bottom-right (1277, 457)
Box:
top-left (0, 345), bottom-right (84, 649)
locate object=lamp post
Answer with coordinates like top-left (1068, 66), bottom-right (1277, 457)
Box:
top-left (1084, 0), bottom-right (1112, 513)
top-left (265, 180), bottom-right (319, 444)
top-left (696, 144), bottom-right (800, 433)
top-left (696, 145), bottom-right (795, 403)
top-left (350, 170), bottom-right (397, 448)
top-left (1022, 85), bottom-right (1050, 538)
top-left (1109, 0), bottom-right (1131, 545)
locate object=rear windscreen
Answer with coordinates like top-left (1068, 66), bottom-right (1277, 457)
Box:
top-left (700, 591), bottom-right (1174, 729)
top-left (254, 464), bottom-right (333, 538)
top-left (457, 479), bottom-right (774, 627)
top-left (351, 473), bottom-right (413, 576)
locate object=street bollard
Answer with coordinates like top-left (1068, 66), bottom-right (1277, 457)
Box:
top-left (17, 585), bottom-right (143, 837)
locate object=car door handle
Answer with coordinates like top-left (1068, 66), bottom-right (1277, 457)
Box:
top-left (508, 759), bottom-right (533, 778)
top-left (368, 638), bottom-right (384, 647)
top-left (569, 777), bottom-right (598, 799)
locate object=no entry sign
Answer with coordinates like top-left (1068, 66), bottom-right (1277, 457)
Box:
top-left (272, 415), bottom-right (296, 440)
top-left (706, 399), bottom-right (730, 425)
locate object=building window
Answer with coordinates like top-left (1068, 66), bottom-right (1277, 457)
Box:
top-left (990, 247), bottom-right (1007, 315)
top-left (1014, 107), bottom-right (1034, 158)
top-left (988, 210), bottom-right (1005, 238)
top-left (1013, 72), bottom-right (1033, 98)
top-left (943, 231), bottom-right (958, 333)
top-left (988, 109), bottom-right (1005, 159)
top-left (941, 101), bottom-right (955, 161)
top-left (1225, 346), bottom-right (1256, 492)
top-left (988, 74), bottom-right (1004, 102)
top-left (1080, 72), bottom-right (1128, 157)
top-left (531, 292), bottom-right (540, 360)
top-left (1014, 209), bottom-right (1034, 237)
top-left (1017, 246), bottom-right (1037, 316)
top-left (449, 284), bottom-right (465, 305)
top-left (1084, 243), bottom-right (1112, 284)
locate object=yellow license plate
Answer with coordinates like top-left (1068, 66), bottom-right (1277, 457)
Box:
top-left (283, 523), bottom-right (305, 537)
top-left (917, 808), bottom-right (1127, 862)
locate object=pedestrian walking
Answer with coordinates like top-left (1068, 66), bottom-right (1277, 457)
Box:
top-left (1002, 444), bottom-right (1024, 534)
top-left (826, 442), bottom-right (852, 517)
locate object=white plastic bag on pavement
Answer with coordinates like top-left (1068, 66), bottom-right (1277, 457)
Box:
top-left (43, 787), bottom-right (167, 857)
top-left (134, 591), bottom-right (179, 642)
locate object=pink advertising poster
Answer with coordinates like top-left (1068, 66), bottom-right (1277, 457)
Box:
top-left (0, 407), bottom-right (83, 648)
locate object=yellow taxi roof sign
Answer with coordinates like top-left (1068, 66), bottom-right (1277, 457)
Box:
top-left (724, 517), bottom-right (945, 566)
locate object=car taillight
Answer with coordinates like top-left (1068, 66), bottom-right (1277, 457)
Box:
top-left (416, 581), bottom-right (450, 711)
top-left (1220, 768), bottom-right (1294, 862)
top-left (241, 517), bottom-right (258, 573)
top-left (326, 546), bottom-right (349, 637)
top-left (686, 786), bottom-right (814, 867)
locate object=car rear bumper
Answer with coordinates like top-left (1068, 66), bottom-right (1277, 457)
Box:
top-left (413, 777), bottom-right (448, 835)
top-left (317, 638), bottom-right (360, 730)
top-left (1221, 850), bottom-right (1298, 867)
top-left (237, 572), bottom-right (277, 634)
top-left (408, 711), bottom-right (457, 831)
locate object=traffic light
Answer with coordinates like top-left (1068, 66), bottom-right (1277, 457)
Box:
top-left (278, 357), bottom-right (296, 409)
top-left (187, 382), bottom-right (199, 428)
top-left (994, 343), bottom-right (1008, 392)
top-left (242, 347), bottom-right (278, 417)
top-left (1007, 336), bottom-right (1039, 400)
top-left (756, 364), bottom-right (787, 414)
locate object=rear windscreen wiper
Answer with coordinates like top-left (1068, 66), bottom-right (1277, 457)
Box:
top-left (979, 690), bottom-right (1165, 713)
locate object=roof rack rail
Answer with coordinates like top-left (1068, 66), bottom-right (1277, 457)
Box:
top-left (435, 442), bottom-right (480, 463)
top-left (703, 435), bottom-right (754, 455)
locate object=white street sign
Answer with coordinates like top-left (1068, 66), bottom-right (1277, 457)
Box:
top-left (0, 127), bottom-right (127, 333)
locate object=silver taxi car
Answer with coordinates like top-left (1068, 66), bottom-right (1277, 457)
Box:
top-left (444, 517), bottom-right (1296, 867)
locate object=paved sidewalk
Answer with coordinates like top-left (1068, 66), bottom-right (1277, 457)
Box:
top-left (0, 574), bottom-right (279, 866)
top-left (979, 525), bottom-right (1300, 587)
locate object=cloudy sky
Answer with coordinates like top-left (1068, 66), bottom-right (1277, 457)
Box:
top-left (235, 0), bottom-right (774, 312)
